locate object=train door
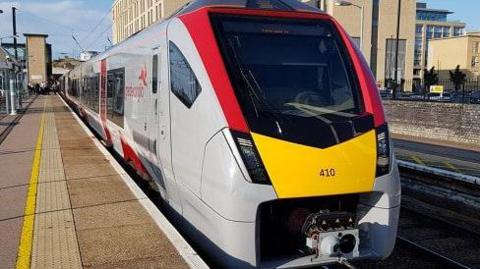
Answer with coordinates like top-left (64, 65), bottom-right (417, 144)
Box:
top-left (151, 44), bottom-right (182, 214)
top-left (99, 59), bottom-right (112, 144)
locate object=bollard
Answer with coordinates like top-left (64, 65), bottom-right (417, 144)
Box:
top-left (10, 80), bottom-right (17, 115)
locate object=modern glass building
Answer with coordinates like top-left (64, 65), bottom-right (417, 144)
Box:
top-left (414, 2), bottom-right (466, 84)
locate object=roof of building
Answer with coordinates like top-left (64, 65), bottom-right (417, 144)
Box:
top-left (177, 0), bottom-right (321, 16)
top-left (416, 7), bottom-right (453, 14)
top-left (430, 32), bottom-right (480, 42)
top-left (0, 46), bottom-right (20, 67)
top-left (23, 33), bottom-right (49, 38)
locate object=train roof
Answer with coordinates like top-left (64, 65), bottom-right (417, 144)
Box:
top-left (176, 0), bottom-right (322, 16)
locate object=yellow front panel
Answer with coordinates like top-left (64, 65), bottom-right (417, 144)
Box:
top-left (252, 131), bottom-right (377, 199)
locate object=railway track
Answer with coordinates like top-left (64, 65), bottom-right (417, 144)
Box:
top-left (396, 236), bottom-right (472, 269)
top-left (394, 164), bottom-right (480, 269)
top-left (396, 207), bottom-right (480, 269)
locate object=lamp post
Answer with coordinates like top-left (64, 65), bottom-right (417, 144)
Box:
top-left (392, 0), bottom-right (402, 100)
top-left (334, 0), bottom-right (364, 51)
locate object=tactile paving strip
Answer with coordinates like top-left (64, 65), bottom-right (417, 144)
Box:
top-left (31, 101), bottom-right (82, 269)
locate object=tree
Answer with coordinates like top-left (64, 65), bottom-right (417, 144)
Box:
top-left (449, 65), bottom-right (467, 92)
top-left (423, 66), bottom-right (438, 94)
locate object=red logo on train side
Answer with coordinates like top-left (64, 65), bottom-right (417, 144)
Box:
top-left (139, 64), bottom-right (148, 87)
top-left (126, 64), bottom-right (148, 98)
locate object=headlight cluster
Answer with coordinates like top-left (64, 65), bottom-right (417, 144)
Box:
top-left (231, 131), bottom-right (271, 184)
top-left (376, 124), bottom-right (391, 176)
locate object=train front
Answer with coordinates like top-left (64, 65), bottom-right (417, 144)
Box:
top-left (179, 5), bottom-right (400, 268)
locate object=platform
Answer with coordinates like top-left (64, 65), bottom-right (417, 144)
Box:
top-left (0, 95), bottom-right (206, 269)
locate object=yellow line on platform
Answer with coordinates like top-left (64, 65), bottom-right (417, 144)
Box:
top-left (411, 155), bottom-right (426, 166)
top-left (15, 99), bottom-right (46, 269)
top-left (443, 161), bottom-right (461, 173)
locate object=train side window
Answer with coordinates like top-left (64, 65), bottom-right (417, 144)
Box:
top-left (107, 68), bottom-right (125, 128)
top-left (169, 41), bottom-right (202, 108)
top-left (152, 54), bottom-right (158, 93)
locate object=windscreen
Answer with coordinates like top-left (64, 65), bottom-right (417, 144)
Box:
top-left (211, 14), bottom-right (374, 148)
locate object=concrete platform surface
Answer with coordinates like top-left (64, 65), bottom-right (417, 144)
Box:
top-left (0, 95), bottom-right (206, 269)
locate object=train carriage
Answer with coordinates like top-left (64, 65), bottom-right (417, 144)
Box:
top-left (61, 0), bottom-right (401, 268)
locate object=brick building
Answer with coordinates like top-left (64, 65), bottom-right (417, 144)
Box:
top-left (428, 32), bottom-right (480, 80)
top-left (304, 0), bottom-right (416, 90)
top-left (23, 34), bottom-right (52, 85)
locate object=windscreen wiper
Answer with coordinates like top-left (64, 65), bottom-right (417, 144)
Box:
top-left (227, 38), bottom-right (284, 134)
top-left (285, 102), bottom-right (341, 143)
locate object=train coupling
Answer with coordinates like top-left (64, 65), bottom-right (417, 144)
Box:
top-left (302, 210), bottom-right (360, 262)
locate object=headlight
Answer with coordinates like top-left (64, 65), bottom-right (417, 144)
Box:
top-left (376, 124), bottom-right (391, 176)
top-left (231, 131), bottom-right (271, 184)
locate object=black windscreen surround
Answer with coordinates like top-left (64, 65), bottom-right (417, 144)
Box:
top-left (211, 14), bottom-right (374, 148)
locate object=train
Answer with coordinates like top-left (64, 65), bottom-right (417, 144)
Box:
top-left (60, 0), bottom-right (401, 268)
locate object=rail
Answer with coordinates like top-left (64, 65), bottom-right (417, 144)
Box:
top-left (396, 236), bottom-right (474, 269)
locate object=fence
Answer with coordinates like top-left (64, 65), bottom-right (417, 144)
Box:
top-left (379, 79), bottom-right (480, 104)
top-left (0, 76), bottom-right (28, 115)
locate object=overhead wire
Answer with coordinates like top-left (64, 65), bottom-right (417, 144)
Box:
top-left (84, 24), bottom-right (113, 51)
top-left (79, 5), bottom-right (114, 48)
top-left (16, 8), bottom-right (87, 32)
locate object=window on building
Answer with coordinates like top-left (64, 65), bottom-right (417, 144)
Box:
top-left (415, 37), bottom-right (422, 50)
top-left (443, 26), bottom-right (450, 37)
top-left (434, 26), bottom-right (442, 38)
top-left (416, 25), bottom-right (423, 34)
top-left (169, 41), bottom-right (202, 108)
top-left (473, 56), bottom-right (479, 68)
top-left (414, 51), bottom-right (422, 66)
top-left (454, 27), bottom-right (464, 36)
top-left (156, 4), bottom-right (161, 20)
top-left (351, 37), bottom-right (361, 48)
top-left (426, 25), bottom-right (434, 39)
top-left (473, 42), bottom-right (480, 54)
top-left (385, 39), bottom-right (406, 80)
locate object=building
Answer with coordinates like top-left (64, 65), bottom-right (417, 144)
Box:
top-left (305, 0), bottom-right (416, 90)
top-left (79, 51), bottom-right (99, 61)
top-left (23, 34), bottom-right (52, 85)
top-left (112, 0), bottom-right (190, 44)
top-left (52, 57), bottom-right (82, 80)
top-left (428, 32), bottom-right (480, 80)
top-left (413, 2), bottom-right (466, 82)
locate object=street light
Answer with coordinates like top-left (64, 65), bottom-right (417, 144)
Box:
top-left (334, 1), bottom-right (364, 51)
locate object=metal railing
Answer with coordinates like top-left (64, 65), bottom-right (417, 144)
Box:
top-left (379, 79), bottom-right (480, 104)
top-left (0, 78), bottom-right (29, 115)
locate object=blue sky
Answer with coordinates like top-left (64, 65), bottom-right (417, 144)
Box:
top-left (0, 0), bottom-right (113, 59)
top-left (421, 0), bottom-right (480, 31)
top-left (0, 0), bottom-right (479, 59)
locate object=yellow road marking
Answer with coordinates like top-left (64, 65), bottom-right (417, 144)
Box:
top-left (15, 99), bottom-right (46, 269)
top-left (443, 161), bottom-right (462, 173)
top-left (411, 156), bottom-right (426, 166)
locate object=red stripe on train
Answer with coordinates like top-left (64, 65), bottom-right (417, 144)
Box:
top-left (120, 136), bottom-right (148, 175)
top-left (179, 8), bottom-right (250, 133)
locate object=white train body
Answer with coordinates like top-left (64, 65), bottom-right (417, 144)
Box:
top-left (61, 0), bottom-right (401, 268)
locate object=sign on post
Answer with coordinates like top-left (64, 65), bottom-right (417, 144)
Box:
top-left (429, 85), bottom-right (444, 94)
